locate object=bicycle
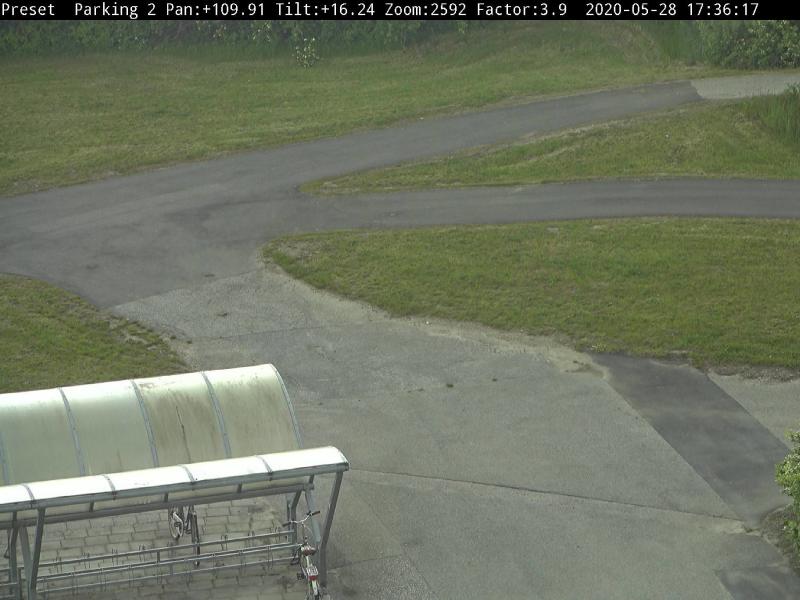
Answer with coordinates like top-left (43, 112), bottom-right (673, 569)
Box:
top-left (167, 505), bottom-right (198, 541)
top-left (167, 505), bottom-right (201, 566)
top-left (284, 510), bottom-right (322, 600)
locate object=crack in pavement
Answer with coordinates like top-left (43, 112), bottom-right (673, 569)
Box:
top-left (350, 467), bottom-right (744, 524)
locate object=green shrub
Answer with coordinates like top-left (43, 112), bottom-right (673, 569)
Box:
top-left (698, 21), bottom-right (800, 68)
top-left (294, 36), bottom-right (319, 68)
top-left (777, 430), bottom-right (800, 549)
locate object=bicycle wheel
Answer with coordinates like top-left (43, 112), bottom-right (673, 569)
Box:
top-left (167, 506), bottom-right (185, 540)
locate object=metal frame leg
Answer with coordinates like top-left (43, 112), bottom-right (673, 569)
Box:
top-left (288, 492), bottom-right (302, 544)
top-left (304, 478), bottom-right (322, 548)
top-left (318, 472), bottom-right (343, 588)
top-left (18, 528), bottom-right (29, 600)
top-left (5, 525), bottom-right (20, 600)
top-left (19, 510), bottom-right (45, 600)
top-left (289, 492), bottom-right (301, 523)
top-left (188, 506), bottom-right (201, 568)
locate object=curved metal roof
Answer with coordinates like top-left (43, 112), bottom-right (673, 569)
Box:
top-left (0, 364), bottom-right (302, 487)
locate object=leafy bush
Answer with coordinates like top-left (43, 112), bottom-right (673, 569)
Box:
top-left (294, 36), bottom-right (319, 68)
top-left (777, 430), bottom-right (800, 550)
top-left (699, 21), bottom-right (800, 68)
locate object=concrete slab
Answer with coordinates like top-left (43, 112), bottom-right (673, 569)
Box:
top-left (718, 567), bottom-right (800, 600)
top-left (594, 355), bottom-right (790, 526)
top-left (692, 72), bottom-right (800, 100)
top-left (336, 469), bottom-right (782, 600)
top-left (328, 554), bottom-right (438, 600)
top-left (710, 373), bottom-right (800, 448)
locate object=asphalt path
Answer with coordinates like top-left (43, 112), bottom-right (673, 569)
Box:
top-left (2, 73), bottom-right (800, 599)
top-left (1, 81), bottom-right (702, 307)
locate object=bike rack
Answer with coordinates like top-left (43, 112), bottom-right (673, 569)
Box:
top-left (0, 366), bottom-right (349, 599)
top-left (0, 446), bottom-right (347, 599)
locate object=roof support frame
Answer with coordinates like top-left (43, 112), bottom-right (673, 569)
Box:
top-left (18, 510), bottom-right (44, 600)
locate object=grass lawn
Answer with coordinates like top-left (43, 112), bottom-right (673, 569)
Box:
top-left (306, 99), bottom-right (800, 195)
top-left (265, 219), bottom-right (800, 373)
top-left (0, 274), bottom-right (186, 393)
top-left (0, 21), bottom-right (728, 197)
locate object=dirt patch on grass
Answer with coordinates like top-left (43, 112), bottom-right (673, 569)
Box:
top-left (713, 364), bottom-right (800, 383)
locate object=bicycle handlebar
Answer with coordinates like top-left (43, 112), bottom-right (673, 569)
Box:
top-left (282, 510), bottom-right (321, 528)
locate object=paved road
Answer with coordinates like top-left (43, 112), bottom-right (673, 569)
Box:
top-left (2, 74), bottom-right (800, 599)
top-left (1, 81), bottom-right (702, 307)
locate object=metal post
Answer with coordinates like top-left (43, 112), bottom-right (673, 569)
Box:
top-left (286, 491), bottom-right (302, 544)
top-left (318, 471), bottom-right (343, 587)
top-left (289, 491), bottom-right (301, 539)
top-left (289, 491), bottom-right (301, 521)
top-left (19, 510), bottom-right (45, 600)
top-left (6, 524), bottom-right (19, 600)
top-left (18, 527), bottom-right (29, 600)
top-left (304, 478), bottom-right (322, 549)
top-left (29, 510), bottom-right (45, 600)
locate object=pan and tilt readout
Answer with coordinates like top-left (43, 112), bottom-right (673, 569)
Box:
top-left (275, 1), bottom-right (563, 17)
top-left (0, 0), bottom-right (764, 18)
top-left (0, 1), bottom-right (564, 17)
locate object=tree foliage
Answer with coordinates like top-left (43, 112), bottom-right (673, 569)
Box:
top-left (4, 20), bottom-right (799, 69)
top-left (698, 21), bottom-right (800, 68)
top-left (777, 430), bottom-right (800, 550)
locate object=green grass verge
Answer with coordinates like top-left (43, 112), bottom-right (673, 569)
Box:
top-left (306, 98), bottom-right (800, 195)
top-left (0, 21), bottom-right (729, 197)
top-left (265, 219), bottom-right (800, 373)
top-left (638, 21), bottom-right (705, 64)
top-left (0, 274), bottom-right (186, 393)
top-left (747, 85), bottom-right (800, 146)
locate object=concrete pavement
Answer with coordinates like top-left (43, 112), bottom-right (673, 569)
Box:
top-left (2, 73), bottom-right (800, 598)
top-left (114, 265), bottom-right (800, 599)
top-left (594, 354), bottom-right (791, 527)
top-left (691, 71), bottom-right (800, 99)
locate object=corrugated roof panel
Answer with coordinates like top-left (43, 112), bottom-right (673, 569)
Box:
top-left (0, 388), bottom-right (81, 484)
top-left (206, 365), bottom-right (301, 457)
top-left (136, 372), bottom-right (226, 466)
top-left (0, 364), bottom-right (308, 516)
top-left (64, 379), bottom-right (155, 473)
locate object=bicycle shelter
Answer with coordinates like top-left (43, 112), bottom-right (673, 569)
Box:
top-left (0, 364), bottom-right (348, 599)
